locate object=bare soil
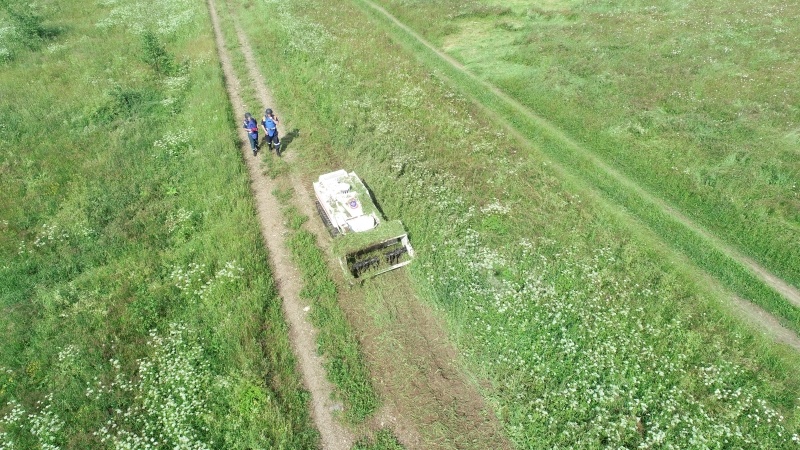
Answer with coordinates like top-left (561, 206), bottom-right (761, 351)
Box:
top-left (208, 0), bottom-right (513, 448)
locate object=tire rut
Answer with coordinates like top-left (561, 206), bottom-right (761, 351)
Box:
top-left (220, 3), bottom-right (514, 448)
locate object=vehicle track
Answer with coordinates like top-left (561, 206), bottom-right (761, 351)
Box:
top-left (206, 0), bottom-right (353, 448)
top-left (354, 0), bottom-right (800, 345)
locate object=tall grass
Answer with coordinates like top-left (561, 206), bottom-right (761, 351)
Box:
top-left (232, 0), bottom-right (800, 447)
top-left (0, 0), bottom-right (317, 447)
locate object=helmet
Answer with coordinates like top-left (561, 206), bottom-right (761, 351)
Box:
top-left (265, 108), bottom-right (273, 115)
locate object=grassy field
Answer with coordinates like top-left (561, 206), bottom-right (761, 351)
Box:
top-left (345, 0), bottom-right (800, 336)
top-left (0, 0), bottom-right (317, 447)
top-left (233, 0), bottom-right (799, 447)
top-left (3, 0), bottom-right (798, 448)
top-left (368, 0), bottom-right (800, 297)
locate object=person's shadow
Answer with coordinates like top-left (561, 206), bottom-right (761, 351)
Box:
top-left (279, 128), bottom-right (300, 155)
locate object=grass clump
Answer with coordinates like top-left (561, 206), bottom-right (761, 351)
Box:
top-left (353, 429), bottom-right (405, 450)
top-left (0, 0), bottom-right (55, 58)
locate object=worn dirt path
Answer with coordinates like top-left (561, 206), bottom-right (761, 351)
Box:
top-left (206, 0), bottom-right (353, 448)
top-left (731, 296), bottom-right (800, 351)
top-left (356, 0), bottom-right (800, 343)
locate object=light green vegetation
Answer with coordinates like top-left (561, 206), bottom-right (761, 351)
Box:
top-left (0, 0), bottom-right (317, 447)
top-left (370, 0), bottom-right (800, 304)
top-left (352, 0), bottom-right (800, 335)
top-left (234, 0), bottom-right (799, 447)
top-left (0, 0), bottom-right (54, 61)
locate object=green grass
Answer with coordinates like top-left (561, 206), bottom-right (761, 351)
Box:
top-left (0, 0), bottom-right (318, 447)
top-left (369, 0), bottom-right (800, 294)
top-left (211, 0), bottom-right (381, 427)
top-left (345, 0), bottom-right (800, 335)
top-left (352, 429), bottom-right (405, 450)
top-left (230, 0), bottom-right (800, 447)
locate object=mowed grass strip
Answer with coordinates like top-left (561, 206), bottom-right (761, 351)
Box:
top-left (235, 0), bottom-right (799, 447)
top-left (0, 0), bottom-right (317, 447)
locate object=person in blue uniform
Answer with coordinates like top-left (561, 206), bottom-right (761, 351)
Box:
top-left (261, 108), bottom-right (281, 156)
top-left (243, 112), bottom-right (259, 156)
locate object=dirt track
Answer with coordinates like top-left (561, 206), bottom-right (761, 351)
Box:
top-left (207, 0), bottom-right (353, 447)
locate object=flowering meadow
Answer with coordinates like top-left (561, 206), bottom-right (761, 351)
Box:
top-left (234, 0), bottom-right (800, 447)
top-left (0, 0), bottom-right (317, 447)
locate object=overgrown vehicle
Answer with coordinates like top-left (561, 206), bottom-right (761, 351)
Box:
top-left (313, 169), bottom-right (414, 279)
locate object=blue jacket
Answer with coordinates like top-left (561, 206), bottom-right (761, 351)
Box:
top-left (243, 117), bottom-right (258, 138)
top-left (263, 117), bottom-right (277, 137)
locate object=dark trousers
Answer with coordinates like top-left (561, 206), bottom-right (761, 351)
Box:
top-left (247, 133), bottom-right (258, 150)
top-left (265, 132), bottom-right (280, 153)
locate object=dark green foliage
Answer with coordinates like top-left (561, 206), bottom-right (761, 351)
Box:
top-left (91, 85), bottom-right (161, 124)
top-left (141, 30), bottom-right (177, 76)
top-left (284, 206), bottom-right (309, 230)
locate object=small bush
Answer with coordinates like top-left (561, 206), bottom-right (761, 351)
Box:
top-left (1, 0), bottom-right (48, 45)
top-left (141, 30), bottom-right (177, 76)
